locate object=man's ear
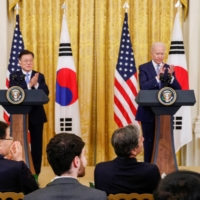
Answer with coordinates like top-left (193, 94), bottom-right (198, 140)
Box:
top-left (130, 148), bottom-right (137, 157)
top-left (72, 156), bottom-right (80, 168)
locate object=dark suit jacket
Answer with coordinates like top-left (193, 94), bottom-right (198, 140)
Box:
top-left (9, 70), bottom-right (49, 125)
top-left (0, 154), bottom-right (38, 194)
top-left (94, 157), bottom-right (161, 196)
top-left (135, 61), bottom-right (181, 122)
top-left (24, 178), bottom-right (107, 200)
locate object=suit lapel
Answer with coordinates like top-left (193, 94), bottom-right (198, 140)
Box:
top-left (148, 61), bottom-right (156, 78)
top-left (31, 70), bottom-right (36, 79)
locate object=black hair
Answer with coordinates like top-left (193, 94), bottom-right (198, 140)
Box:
top-left (154, 170), bottom-right (200, 200)
top-left (18, 49), bottom-right (34, 60)
top-left (46, 133), bottom-right (85, 176)
top-left (0, 121), bottom-right (9, 139)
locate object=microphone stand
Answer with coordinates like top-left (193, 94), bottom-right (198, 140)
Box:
top-left (11, 74), bottom-right (26, 85)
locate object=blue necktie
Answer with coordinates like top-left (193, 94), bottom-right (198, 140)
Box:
top-left (156, 65), bottom-right (161, 88)
top-left (25, 73), bottom-right (30, 84)
top-left (156, 65), bottom-right (160, 75)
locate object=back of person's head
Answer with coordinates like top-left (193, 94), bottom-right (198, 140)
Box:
top-left (18, 49), bottom-right (34, 60)
top-left (154, 170), bottom-right (200, 200)
top-left (0, 121), bottom-right (9, 139)
top-left (46, 133), bottom-right (85, 176)
top-left (111, 124), bottom-right (141, 158)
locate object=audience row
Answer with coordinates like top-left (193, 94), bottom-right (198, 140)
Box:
top-left (0, 120), bottom-right (200, 200)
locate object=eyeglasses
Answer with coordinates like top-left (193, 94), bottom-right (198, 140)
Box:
top-left (21, 59), bottom-right (34, 63)
top-left (0, 137), bottom-right (13, 140)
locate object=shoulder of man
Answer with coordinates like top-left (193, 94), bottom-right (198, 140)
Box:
top-left (10, 70), bottom-right (22, 76)
top-left (139, 61), bottom-right (152, 69)
top-left (81, 185), bottom-right (107, 199)
top-left (95, 160), bottom-right (113, 170)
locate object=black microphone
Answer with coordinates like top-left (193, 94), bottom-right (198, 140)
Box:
top-left (167, 73), bottom-right (172, 85)
top-left (160, 73), bottom-right (164, 82)
top-left (11, 74), bottom-right (25, 85)
top-left (11, 74), bottom-right (17, 81)
top-left (19, 74), bottom-right (26, 81)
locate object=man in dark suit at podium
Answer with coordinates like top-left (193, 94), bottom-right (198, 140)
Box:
top-left (9, 50), bottom-right (49, 177)
top-left (94, 124), bottom-right (161, 196)
top-left (135, 42), bottom-right (181, 163)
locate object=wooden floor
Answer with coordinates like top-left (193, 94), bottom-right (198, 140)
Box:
top-left (38, 166), bottom-right (200, 188)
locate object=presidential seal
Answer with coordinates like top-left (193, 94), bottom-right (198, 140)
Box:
top-left (6, 86), bottom-right (25, 104)
top-left (158, 87), bottom-right (177, 106)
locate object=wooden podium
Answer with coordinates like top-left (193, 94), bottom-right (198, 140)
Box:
top-left (0, 89), bottom-right (49, 174)
top-left (135, 90), bottom-right (196, 175)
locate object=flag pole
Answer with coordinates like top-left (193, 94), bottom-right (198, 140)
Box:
top-left (175, 0), bottom-right (182, 8)
top-left (123, 1), bottom-right (129, 13)
top-left (61, 2), bottom-right (66, 14)
top-left (175, 0), bottom-right (183, 25)
top-left (14, 3), bottom-right (20, 15)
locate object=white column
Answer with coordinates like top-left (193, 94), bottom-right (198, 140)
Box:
top-left (0, 1), bottom-right (14, 121)
top-left (186, 0), bottom-right (200, 166)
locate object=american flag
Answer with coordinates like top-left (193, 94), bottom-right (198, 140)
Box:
top-left (4, 14), bottom-right (24, 123)
top-left (114, 12), bottom-right (138, 127)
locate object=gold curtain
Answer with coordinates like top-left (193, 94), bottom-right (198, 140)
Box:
top-left (8, 0), bottom-right (187, 166)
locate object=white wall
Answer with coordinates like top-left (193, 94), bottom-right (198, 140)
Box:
top-left (0, 0), bottom-right (13, 121)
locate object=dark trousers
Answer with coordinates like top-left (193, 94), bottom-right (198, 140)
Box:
top-left (141, 121), bottom-right (155, 163)
top-left (29, 122), bottom-right (43, 175)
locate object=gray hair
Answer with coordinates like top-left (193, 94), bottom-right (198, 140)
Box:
top-left (151, 42), bottom-right (166, 53)
top-left (111, 124), bottom-right (140, 158)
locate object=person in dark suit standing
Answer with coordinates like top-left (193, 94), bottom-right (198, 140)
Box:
top-left (0, 121), bottom-right (38, 194)
top-left (135, 42), bottom-right (181, 163)
top-left (94, 124), bottom-right (161, 196)
top-left (9, 50), bottom-right (49, 177)
top-left (24, 133), bottom-right (107, 200)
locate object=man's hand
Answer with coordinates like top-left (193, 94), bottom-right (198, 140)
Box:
top-left (157, 63), bottom-right (165, 79)
top-left (29, 73), bottom-right (39, 87)
top-left (10, 141), bottom-right (23, 161)
top-left (168, 65), bottom-right (175, 75)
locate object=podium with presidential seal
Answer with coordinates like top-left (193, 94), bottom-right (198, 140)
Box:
top-left (0, 86), bottom-right (49, 174)
top-left (135, 88), bottom-right (196, 175)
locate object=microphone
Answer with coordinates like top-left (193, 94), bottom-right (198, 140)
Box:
top-left (11, 74), bottom-right (17, 81)
top-left (167, 73), bottom-right (172, 85)
top-left (19, 74), bottom-right (26, 81)
top-left (11, 74), bottom-right (25, 85)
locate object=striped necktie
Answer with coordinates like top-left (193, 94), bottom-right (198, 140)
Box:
top-left (156, 65), bottom-right (162, 88)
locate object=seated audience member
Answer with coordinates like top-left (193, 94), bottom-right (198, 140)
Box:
top-left (0, 121), bottom-right (38, 194)
top-left (154, 170), bottom-right (200, 200)
top-left (94, 124), bottom-right (161, 196)
top-left (24, 133), bottom-right (107, 200)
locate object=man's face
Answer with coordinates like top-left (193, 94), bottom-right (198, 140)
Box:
top-left (0, 127), bottom-right (13, 156)
top-left (77, 148), bottom-right (87, 177)
top-left (19, 54), bottom-right (34, 72)
top-left (151, 45), bottom-right (165, 64)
